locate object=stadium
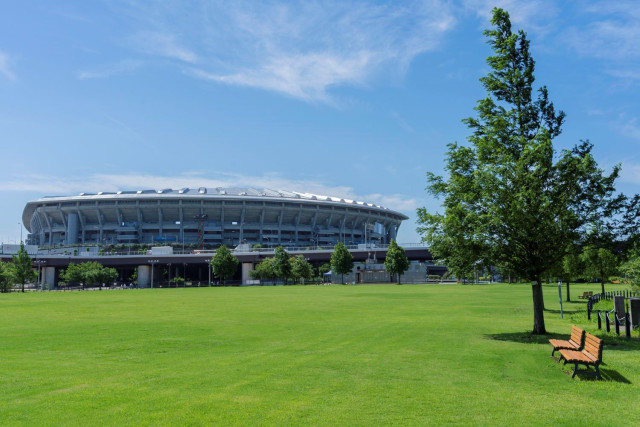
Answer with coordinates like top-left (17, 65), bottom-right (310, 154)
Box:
top-left (23, 187), bottom-right (408, 248)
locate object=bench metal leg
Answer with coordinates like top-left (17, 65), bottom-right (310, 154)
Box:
top-left (571, 363), bottom-right (580, 378)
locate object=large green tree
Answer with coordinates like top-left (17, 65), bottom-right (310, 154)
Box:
top-left (580, 246), bottom-right (618, 294)
top-left (272, 246), bottom-right (292, 284)
top-left (250, 257), bottom-right (277, 284)
top-left (211, 245), bottom-right (239, 285)
top-left (291, 255), bottom-right (313, 284)
top-left (12, 243), bottom-right (37, 293)
top-left (384, 239), bottom-right (410, 284)
top-left (561, 251), bottom-right (584, 302)
top-left (417, 8), bottom-right (621, 334)
top-left (331, 242), bottom-right (354, 285)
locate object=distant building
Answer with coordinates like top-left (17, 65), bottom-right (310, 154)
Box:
top-left (23, 187), bottom-right (407, 248)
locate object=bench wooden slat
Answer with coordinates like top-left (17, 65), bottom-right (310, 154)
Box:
top-left (558, 333), bottom-right (603, 379)
top-left (549, 325), bottom-right (585, 357)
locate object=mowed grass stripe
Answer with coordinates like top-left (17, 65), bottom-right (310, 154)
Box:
top-left (0, 283), bottom-right (637, 425)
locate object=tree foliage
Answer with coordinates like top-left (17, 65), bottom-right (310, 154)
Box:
top-left (0, 261), bottom-right (13, 293)
top-left (250, 257), bottom-right (277, 282)
top-left (318, 263), bottom-right (331, 276)
top-left (561, 251), bottom-right (584, 301)
top-left (580, 246), bottom-right (618, 294)
top-left (272, 246), bottom-right (292, 284)
top-left (620, 253), bottom-right (640, 293)
top-left (331, 242), bottom-right (354, 285)
top-left (60, 261), bottom-right (118, 288)
top-left (211, 245), bottom-right (239, 284)
top-left (291, 255), bottom-right (313, 284)
top-left (416, 8), bottom-right (622, 334)
top-left (384, 239), bottom-right (410, 284)
top-left (11, 243), bottom-right (37, 292)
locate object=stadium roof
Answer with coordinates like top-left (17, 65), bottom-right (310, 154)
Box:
top-left (29, 187), bottom-right (408, 217)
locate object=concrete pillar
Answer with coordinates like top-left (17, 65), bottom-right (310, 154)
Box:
top-left (43, 266), bottom-right (56, 290)
top-left (241, 262), bottom-right (254, 285)
top-left (138, 265), bottom-right (150, 288)
top-left (67, 213), bottom-right (79, 244)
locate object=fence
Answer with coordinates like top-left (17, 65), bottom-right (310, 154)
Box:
top-left (587, 290), bottom-right (639, 339)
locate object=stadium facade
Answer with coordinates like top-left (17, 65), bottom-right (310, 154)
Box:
top-left (23, 187), bottom-right (408, 248)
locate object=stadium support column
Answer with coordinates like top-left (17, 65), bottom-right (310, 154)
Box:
top-left (241, 262), bottom-right (253, 285)
top-left (239, 205), bottom-right (246, 243)
top-left (43, 266), bottom-right (56, 290)
top-left (67, 212), bottom-right (79, 244)
top-left (137, 265), bottom-right (151, 288)
top-left (390, 223), bottom-right (398, 241)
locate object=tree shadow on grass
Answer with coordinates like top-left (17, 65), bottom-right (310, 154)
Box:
top-left (593, 333), bottom-right (640, 351)
top-left (486, 331), bottom-right (566, 344)
top-left (487, 331), bottom-right (640, 350)
top-left (544, 308), bottom-right (580, 315)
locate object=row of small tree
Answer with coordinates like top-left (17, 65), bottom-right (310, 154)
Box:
top-left (248, 240), bottom-right (411, 285)
top-left (59, 261), bottom-right (118, 289)
top-left (251, 246), bottom-right (316, 284)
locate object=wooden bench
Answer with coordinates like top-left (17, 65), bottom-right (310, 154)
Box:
top-left (559, 333), bottom-right (604, 379)
top-left (578, 291), bottom-right (593, 299)
top-left (549, 325), bottom-right (584, 358)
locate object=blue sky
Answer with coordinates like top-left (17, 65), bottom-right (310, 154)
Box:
top-left (1, 1), bottom-right (640, 245)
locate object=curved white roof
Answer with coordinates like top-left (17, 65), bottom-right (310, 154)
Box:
top-left (24, 186), bottom-right (409, 226)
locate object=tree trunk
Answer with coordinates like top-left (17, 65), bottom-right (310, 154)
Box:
top-left (565, 280), bottom-right (571, 302)
top-left (531, 281), bottom-right (547, 334)
top-left (600, 280), bottom-right (605, 295)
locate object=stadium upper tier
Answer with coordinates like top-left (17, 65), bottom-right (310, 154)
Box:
top-left (23, 187), bottom-right (408, 247)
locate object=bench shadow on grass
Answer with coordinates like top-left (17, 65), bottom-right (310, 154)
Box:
top-left (561, 365), bottom-right (631, 383)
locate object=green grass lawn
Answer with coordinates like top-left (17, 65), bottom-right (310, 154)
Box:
top-left (1, 282), bottom-right (638, 425)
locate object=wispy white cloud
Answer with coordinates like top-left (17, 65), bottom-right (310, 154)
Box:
top-left (112, 1), bottom-right (456, 102)
top-left (78, 59), bottom-right (143, 79)
top-left (620, 162), bottom-right (640, 184)
top-left (0, 50), bottom-right (16, 80)
top-left (0, 171), bottom-right (416, 211)
top-left (607, 68), bottom-right (640, 83)
top-left (391, 112), bottom-right (415, 134)
top-left (463, 0), bottom-right (559, 33)
top-left (619, 116), bottom-right (640, 141)
top-left (128, 31), bottom-right (198, 63)
top-left (565, 2), bottom-right (640, 61)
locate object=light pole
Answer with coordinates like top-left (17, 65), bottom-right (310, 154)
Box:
top-left (34, 259), bottom-right (47, 290)
top-left (148, 259), bottom-right (159, 288)
top-left (18, 222), bottom-right (22, 244)
top-left (205, 259), bottom-right (212, 287)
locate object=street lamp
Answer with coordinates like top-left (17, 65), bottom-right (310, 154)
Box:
top-left (205, 259), bottom-right (212, 287)
top-left (34, 259), bottom-right (47, 290)
top-left (148, 259), bottom-right (159, 288)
